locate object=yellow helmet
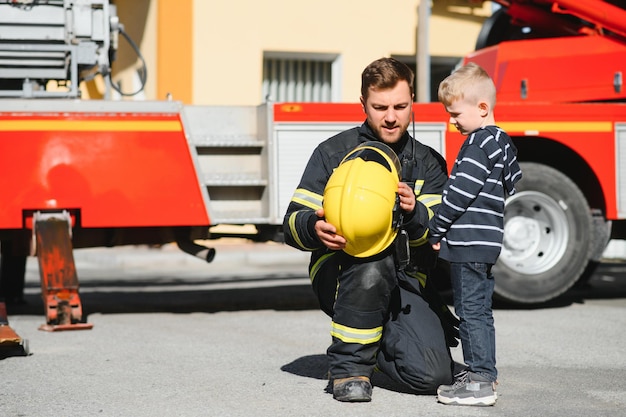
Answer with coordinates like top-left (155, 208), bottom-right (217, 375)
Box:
top-left (323, 141), bottom-right (402, 258)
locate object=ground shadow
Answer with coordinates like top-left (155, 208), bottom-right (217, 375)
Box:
top-left (7, 262), bottom-right (626, 318)
top-left (281, 354), bottom-right (467, 396)
top-left (281, 354), bottom-right (328, 380)
top-left (280, 354), bottom-right (415, 395)
top-left (437, 264), bottom-right (626, 310)
top-left (6, 278), bottom-right (321, 318)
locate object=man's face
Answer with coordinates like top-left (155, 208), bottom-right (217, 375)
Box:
top-left (360, 80), bottom-right (413, 144)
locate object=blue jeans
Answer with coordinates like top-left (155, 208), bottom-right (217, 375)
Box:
top-left (449, 262), bottom-right (497, 382)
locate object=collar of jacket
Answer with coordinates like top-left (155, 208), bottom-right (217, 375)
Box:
top-left (359, 121), bottom-right (411, 156)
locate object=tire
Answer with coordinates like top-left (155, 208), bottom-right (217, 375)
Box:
top-left (588, 210), bottom-right (612, 262)
top-left (574, 211), bottom-right (611, 287)
top-left (494, 162), bottom-right (593, 304)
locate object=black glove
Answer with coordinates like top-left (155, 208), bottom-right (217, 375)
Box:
top-left (409, 244), bottom-right (439, 272)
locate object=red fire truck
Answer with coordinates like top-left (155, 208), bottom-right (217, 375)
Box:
top-left (0, 0), bottom-right (625, 333)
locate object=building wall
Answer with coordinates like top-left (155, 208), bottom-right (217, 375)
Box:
top-left (112, 0), bottom-right (493, 105)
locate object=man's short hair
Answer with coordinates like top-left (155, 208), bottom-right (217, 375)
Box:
top-left (361, 57), bottom-right (414, 100)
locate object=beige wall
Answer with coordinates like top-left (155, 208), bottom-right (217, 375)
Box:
top-left (113, 0), bottom-right (493, 105)
top-left (108, 0), bottom-right (156, 100)
top-left (431, 1), bottom-right (493, 55)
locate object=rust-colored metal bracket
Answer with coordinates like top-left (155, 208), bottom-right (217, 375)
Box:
top-left (33, 211), bottom-right (93, 332)
top-left (0, 302), bottom-right (29, 357)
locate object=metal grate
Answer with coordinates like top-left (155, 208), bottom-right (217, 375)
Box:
top-left (262, 57), bottom-right (333, 102)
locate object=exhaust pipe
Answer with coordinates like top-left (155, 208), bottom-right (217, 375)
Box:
top-left (175, 239), bottom-right (216, 263)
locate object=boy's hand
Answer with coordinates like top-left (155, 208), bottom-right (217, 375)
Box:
top-left (432, 242), bottom-right (440, 251)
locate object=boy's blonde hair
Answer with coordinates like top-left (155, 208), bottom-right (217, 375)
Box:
top-left (438, 62), bottom-right (496, 108)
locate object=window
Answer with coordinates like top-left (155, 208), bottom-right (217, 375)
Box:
top-left (262, 52), bottom-right (340, 102)
top-left (394, 55), bottom-right (461, 102)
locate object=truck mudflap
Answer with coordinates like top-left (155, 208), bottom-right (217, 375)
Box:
top-left (34, 211), bottom-right (93, 331)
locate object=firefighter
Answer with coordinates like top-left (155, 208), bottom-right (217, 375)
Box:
top-left (282, 57), bottom-right (450, 402)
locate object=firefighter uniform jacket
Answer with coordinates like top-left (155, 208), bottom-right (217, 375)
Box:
top-left (283, 121), bottom-right (452, 385)
top-left (283, 121), bottom-right (448, 270)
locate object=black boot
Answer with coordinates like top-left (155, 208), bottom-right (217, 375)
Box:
top-left (332, 377), bottom-right (372, 402)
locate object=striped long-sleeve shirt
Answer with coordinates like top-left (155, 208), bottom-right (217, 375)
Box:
top-left (428, 125), bottom-right (522, 264)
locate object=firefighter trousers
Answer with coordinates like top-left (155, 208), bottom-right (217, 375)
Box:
top-left (310, 249), bottom-right (397, 380)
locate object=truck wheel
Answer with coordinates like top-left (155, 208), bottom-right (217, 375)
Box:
top-left (575, 211), bottom-right (611, 288)
top-left (494, 162), bottom-right (593, 304)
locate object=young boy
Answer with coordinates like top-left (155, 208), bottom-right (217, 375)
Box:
top-left (428, 62), bottom-right (522, 406)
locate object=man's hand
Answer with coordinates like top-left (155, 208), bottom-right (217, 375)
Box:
top-left (397, 182), bottom-right (416, 213)
top-left (315, 208), bottom-right (346, 251)
top-left (432, 242), bottom-right (440, 251)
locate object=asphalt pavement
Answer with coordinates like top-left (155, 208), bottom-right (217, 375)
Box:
top-left (1, 241), bottom-right (625, 417)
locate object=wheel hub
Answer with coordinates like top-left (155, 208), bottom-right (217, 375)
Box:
top-left (499, 191), bottom-right (569, 275)
top-left (503, 216), bottom-right (540, 252)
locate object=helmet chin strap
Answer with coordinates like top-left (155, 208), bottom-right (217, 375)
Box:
top-left (391, 194), bottom-right (403, 230)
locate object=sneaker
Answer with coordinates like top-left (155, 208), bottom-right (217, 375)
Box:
top-left (437, 372), bottom-right (497, 406)
top-left (332, 376), bottom-right (372, 402)
top-left (437, 369), bottom-right (469, 395)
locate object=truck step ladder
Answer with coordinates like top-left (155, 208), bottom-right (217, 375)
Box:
top-left (34, 211), bottom-right (92, 331)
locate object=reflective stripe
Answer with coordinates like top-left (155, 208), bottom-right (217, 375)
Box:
top-left (330, 321), bottom-right (383, 344)
top-left (288, 211), bottom-right (316, 251)
top-left (413, 180), bottom-right (424, 195)
top-left (310, 252), bottom-right (335, 283)
top-left (418, 193), bottom-right (442, 209)
top-left (406, 270), bottom-right (428, 288)
top-left (291, 188), bottom-right (323, 210)
top-left (409, 230), bottom-right (429, 246)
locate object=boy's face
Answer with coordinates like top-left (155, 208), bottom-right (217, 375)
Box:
top-left (360, 80), bottom-right (413, 144)
top-left (444, 97), bottom-right (487, 136)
